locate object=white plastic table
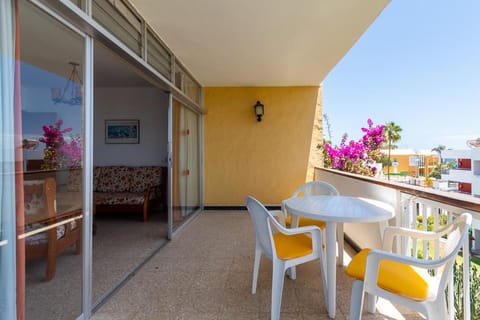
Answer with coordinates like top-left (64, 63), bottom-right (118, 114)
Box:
top-left (284, 195), bottom-right (395, 318)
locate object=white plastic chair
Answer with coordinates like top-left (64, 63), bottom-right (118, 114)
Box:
top-left (282, 181), bottom-right (339, 227)
top-left (245, 196), bottom-right (327, 320)
top-left (278, 181), bottom-right (343, 269)
top-left (346, 212), bottom-right (472, 320)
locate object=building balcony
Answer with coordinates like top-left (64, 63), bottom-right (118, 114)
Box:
top-left (91, 211), bottom-right (425, 320)
top-left (89, 168), bottom-right (480, 319)
top-left (442, 168), bottom-right (473, 184)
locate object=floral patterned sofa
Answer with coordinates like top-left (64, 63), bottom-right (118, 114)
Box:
top-left (91, 166), bottom-right (166, 221)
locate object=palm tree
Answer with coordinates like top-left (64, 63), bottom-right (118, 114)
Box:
top-left (431, 144), bottom-right (446, 178)
top-left (431, 144), bottom-right (446, 163)
top-left (384, 121), bottom-right (402, 180)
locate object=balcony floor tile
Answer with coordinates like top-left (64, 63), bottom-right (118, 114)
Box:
top-left (92, 211), bottom-right (425, 320)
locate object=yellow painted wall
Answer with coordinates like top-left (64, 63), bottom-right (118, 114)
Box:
top-left (383, 153), bottom-right (440, 177)
top-left (384, 154), bottom-right (411, 175)
top-left (204, 86), bottom-right (322, 206)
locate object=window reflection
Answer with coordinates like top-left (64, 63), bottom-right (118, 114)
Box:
top-left (19, 0), bottom-right (84, 319)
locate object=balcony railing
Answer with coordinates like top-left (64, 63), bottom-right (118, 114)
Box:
top-left (315, 167), bottom-right (480, 320)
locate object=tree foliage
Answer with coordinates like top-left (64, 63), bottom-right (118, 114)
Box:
top-left (384, 121), bottom-right (403, 179)
top-left (321, 119), bottom-right (385, 176)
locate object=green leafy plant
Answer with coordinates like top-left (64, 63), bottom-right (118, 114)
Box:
top-left (452, 261), bottom-right (480, 319)
top-left (416, 214), bottom-right (448, 231)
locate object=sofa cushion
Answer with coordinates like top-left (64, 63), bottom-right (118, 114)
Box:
top-left (95, 166), bottom-right (132, 193)
top-left (95, 192), bottom-right (145, 205)
top-left (25, 221), bottom-right (78, 246)
top-left (130, 166), bottom-right (162, 193)
top-left (93, 166), bottom-right (101, 191)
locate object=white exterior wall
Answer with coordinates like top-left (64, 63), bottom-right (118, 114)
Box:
top-left (442, 148), bottom-right (480, 197)
top-left (472, 149), bottom-right (480, 197)
top-left (443, 149), bottom-right (472, 159)
top-left (442, 169), bottom-right (473, 183)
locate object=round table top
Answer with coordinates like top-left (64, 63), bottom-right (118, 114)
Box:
top-left (284, 195), bottom-right (395, 223)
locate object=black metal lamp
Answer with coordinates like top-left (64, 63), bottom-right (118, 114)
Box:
top-left (254, 100), bottom-right (264, 122)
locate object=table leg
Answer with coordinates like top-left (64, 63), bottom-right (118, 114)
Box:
top-left (337, 223), bottom-right (344, 266)
top-left (288, 215), bottom-right (300, 279)
top-left (326, 221), bottom-right (336, 318)
top-left (291, 214), bottom-right (299, 228)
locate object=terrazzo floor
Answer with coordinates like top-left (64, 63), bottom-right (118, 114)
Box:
top-left (92, 211), bottom-right (425, 320)
top-left (25, 210), bottom-right (168, 320)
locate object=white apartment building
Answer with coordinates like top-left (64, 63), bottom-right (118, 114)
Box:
top-left (441, 148), bottom-right (480, 197)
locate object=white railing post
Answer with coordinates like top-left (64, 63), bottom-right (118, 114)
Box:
top-left (434, 207), bottom-right (440, 260)
top-left (447, 255), bottom-right (454, 319)
top-left (316, 168), bottom-right (480, 320)
top-left (463, 233), bottom-right (471, 320)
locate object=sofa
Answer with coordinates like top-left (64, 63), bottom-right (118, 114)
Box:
top-left (90, 166), bottom-right (166, 221)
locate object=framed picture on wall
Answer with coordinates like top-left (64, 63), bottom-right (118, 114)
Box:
top-left (105, 119), bottom-right (139, 144)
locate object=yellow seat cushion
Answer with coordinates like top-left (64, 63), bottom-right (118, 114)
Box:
top-left (273, 233), bottom-right (313, 260)
top-left (285, 216), bottom-right (326, 229)
top-left (345, 248), bottom-right (429, 301)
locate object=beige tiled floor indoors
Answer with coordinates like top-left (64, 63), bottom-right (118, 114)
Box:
top-left (92, 211), bottom-right (425, 320)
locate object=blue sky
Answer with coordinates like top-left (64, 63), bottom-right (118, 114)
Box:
top-left (323, 1), bottom-right (480, 150)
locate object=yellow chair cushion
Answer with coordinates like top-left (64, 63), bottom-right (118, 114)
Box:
top-left (285, 216), bottom-right (326, 229)
top-left (273, 233), bottom-right (313, 260)
top-left (345, 248), bottom-right (429, 301)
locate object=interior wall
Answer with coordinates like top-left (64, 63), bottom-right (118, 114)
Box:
top-left (204, 86), bottom-right (322, 206)
top-left (94, 87), bottom-right (168, 166)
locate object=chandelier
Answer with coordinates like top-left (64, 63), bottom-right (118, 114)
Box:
top-left (51, 62), bottom-right (83, 106)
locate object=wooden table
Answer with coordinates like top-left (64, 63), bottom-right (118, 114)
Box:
top-left (284, 195), bottom-right (395, 318)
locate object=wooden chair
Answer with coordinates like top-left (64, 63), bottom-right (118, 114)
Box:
top-left (24, 177), bottom-right (82, 281)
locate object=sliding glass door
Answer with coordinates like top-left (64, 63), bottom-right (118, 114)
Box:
top-left (0, 1), bottom-right (17, 319)
top-left (171, 100), bottom-right (200, 231)
top-left (18, 1), bottom-right (86, 319)
top-left (1, 1), bottom-right (203, 318)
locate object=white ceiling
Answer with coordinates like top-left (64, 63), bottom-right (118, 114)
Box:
top-left (129, 0), bottom-right (390, 87)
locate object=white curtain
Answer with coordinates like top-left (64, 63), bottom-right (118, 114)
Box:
top-left (185, 109), bottom-right (199, 210)
top-left (0, 0), bottom-right (17, 319)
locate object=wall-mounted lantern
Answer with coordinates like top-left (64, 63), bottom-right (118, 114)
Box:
top-left (254, 100), bottom-right (264, 122)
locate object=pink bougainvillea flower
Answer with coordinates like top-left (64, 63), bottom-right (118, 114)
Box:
top-left (322, 119), bottom-right (385, 176)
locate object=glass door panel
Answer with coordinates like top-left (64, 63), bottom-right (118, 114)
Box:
top-left (19, 1), bottom-right (85, 319)
top-left (172, 100), bottom-right (200, 230)
top-left (91, 40), bottom-right (170, 307)
top-left (0, 1), bottom-right (17, 319)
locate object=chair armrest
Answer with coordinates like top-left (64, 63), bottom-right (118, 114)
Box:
top-left (382, 226), bottom-right (449, 251)
top-left (364, 249), bottom-right (452, 289)
top-left (270, 210), bottom-right (286, 226)
top-left (284, 225), bottom-right (324, 252)
top-left (269, 215), bottom-right (323, 251)
top-left (281, 224), bottom-right (322, 236)
top-left (269, 214), bottom-right (321, 235)
top-left (145, 184), bottom-right (163, 198)
top-left (148, 184), bottom-right (162, 191)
